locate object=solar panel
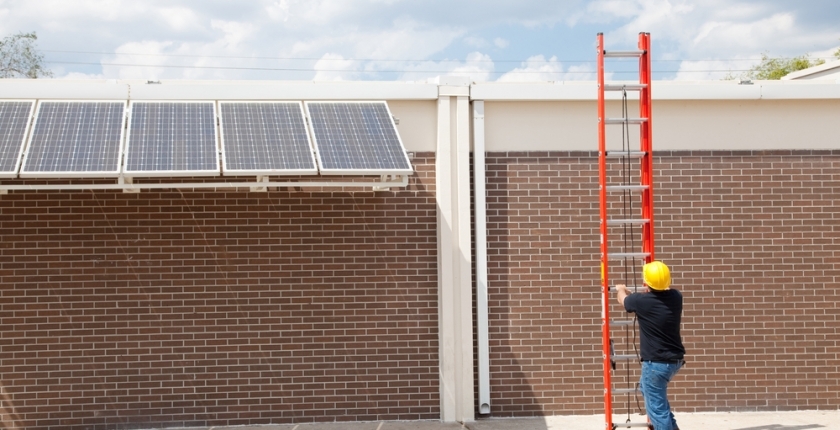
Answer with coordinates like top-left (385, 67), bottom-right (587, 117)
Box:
top-left (305, 101), bottom-right (413, 175)
top-left (0, 100), bottom-right (35, 178)
top-left (20, 101), bottom-right (125, 178)
top-left (124, 101), bottom-right (219, 176)
top-left (219, 101), bottom-right (316, 176)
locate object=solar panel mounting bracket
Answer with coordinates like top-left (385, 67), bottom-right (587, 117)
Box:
top-left (119, 175), bottom-right (141, 193)
top-left (251, 175), bottom-right (269, 192)
top-left (372, 174), bottom-right (404, 192)
top-left (0, 175), bottom-right (410, 193)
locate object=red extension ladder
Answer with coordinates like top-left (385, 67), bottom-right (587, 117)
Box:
top-left (597, 32), bottom-right (655, 430)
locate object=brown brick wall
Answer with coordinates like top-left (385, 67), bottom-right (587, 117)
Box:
top-left (483, 150), bottom-right (840, 417)
top-left (3, 148), bottom-right (840, 427)
top-left (0, 154), bottom-right (439, 429)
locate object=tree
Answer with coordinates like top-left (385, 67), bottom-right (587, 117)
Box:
top-left (742, 53), bottom-right (824, 80)
top-left (0, 31), bottom-right (52, 78)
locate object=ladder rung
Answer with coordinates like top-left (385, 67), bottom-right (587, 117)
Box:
top-left (606, 118), bottom-right (647, 125)
top-left (603, 50), bottom-right (645, 58)
top-left (604, 83), bottom-right (647, 91)
top-left (612, 354), bottom-right (637, 362)
top-left (607, 252), bottom-right (650, 260)
top-left (606, 185), bottom-right (648, 192)
top-left (605, 151), bottom-right (646, 158)
top-left (612, 423), bottom-right (651, 428)
top-left (609, 285), bottom-right (646, 294)
top-left (612, 387), bottom-right (641, 395)
top-left (607, 218), bottom-right (649, 226)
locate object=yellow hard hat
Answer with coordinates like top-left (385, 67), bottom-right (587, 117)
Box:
top-left (643, 261), bottom-right (671, 291)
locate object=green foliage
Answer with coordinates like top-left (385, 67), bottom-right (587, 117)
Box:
top-left (0, 31), bottom-right (52, 78)
top-left (743, 53), bottom-right (824, 80)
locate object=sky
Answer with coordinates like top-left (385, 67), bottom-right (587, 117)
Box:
top-left (1, 0), bottom-right (839, 82)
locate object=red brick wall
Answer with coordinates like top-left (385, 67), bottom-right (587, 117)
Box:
top-left (0, 154), bottom-right (439, 429)
top-left (483, 150), bottom-right (840, 417)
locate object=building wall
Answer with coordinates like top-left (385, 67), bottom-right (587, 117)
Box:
top-left (482, 149), bottom-right (840, 416)
top-left (1, 79), bottom-right (840, 426)
top-left (482, 99), bottom-right (840, 152)
top-left (0, 154), bottom-right (439, 430)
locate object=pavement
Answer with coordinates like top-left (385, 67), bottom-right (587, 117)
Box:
top-left (144, 410), bottom-right (840, 430)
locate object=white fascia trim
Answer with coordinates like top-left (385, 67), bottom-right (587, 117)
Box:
top-left (0, 80), bottom-right (439, 101)
top-left (758, 80), bottom-right (840, 99)
top-left (0, 80), bottom-right (130, 100)
top-left (130, 81), bottom-right (440, 100)
top-left (781, 59), bottom-right (840, 80)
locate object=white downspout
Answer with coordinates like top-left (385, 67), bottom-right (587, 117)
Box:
top-left (473, 100), bottom-right (491, 415)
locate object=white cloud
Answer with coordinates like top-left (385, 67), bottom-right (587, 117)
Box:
top-left (156, 7), bottom-right (201, 32)
top-left (497, 55), bottom-right (594, 82)
top-left (448, 52), bottom-right (494, 82)
top-left (313, 53), bottom-right (358, 81)
top-left (105, 41), bottom-right (174, 80)
top-left (210, 20), bottom-right (256, 48)
top-left (494, 37), bottom-right (509, 49)
top-left (689, 13), bottom-right (795, 55)
top-left (390, 52), bottom-right (494, 82)
top-left (265, 0), bottom-right (291, 22)
top-left (464, 36), bottom-right (488, 48)
top-left (673, 59), bottom-right (751, 81)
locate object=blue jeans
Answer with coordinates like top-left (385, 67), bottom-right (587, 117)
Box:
top-left (640, 360), bottom-right (683, 430)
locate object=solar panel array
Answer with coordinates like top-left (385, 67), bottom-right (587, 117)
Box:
top-left (0, 101), bottom-right (35, 178)
top-left (219, 102), bottom-right (317, 175)
top-left (21, 101), bottom-right (125, 178)
top-left (125, 101), bottom-right (219, 176)
top-left (306, 101), bottom-right (413, 175)
top-left (0, 99), bottom-right (413, 180)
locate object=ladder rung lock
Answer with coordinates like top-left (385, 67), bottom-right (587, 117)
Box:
top-left (611, 354), bottom-right (637, 361)
top-left (605, 151), bottom-right (646, 158)
top-left (612, 387), bottom-right (641, 395)
top-left (605, 118), bottom-right (647, 125)
top-left (607, 218), bottom-right (650, 225)
top-left (604, 84), bottom-right (647, 91)
top-left (607, 252), bottom-right (651, 260)
top-left (603, 50), bottom-right (645, 58)
top-left (606, 185), bottom-right (649, 192)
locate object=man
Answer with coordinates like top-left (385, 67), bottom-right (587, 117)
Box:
top-left (615, 260), bottom-right (685, 430)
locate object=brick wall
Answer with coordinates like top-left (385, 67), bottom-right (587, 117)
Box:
top-left (483, 150), bottom-right (840, 417)
top-left (0, 154), bottom-right (439, 429)
top-left (3, 148), bottom-right (839, 428)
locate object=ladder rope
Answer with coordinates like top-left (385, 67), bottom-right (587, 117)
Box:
top-left (620, 89), bottom-right (634, 421)
top-left (620, 89), bottom-right (645, 418)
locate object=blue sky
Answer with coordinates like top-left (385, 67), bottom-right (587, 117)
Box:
top-left (2, 0), bottom-right (839, 81)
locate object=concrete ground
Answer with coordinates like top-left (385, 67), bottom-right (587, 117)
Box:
top-left (148, 410), bottom-right (840, 430)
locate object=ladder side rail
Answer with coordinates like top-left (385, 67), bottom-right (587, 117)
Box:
top-left (596, 32), bottom-right (614, 430)
top-left (638, 32), bottom-right (655, 263)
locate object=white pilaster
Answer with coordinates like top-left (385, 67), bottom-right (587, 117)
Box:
top-left (436, 81), bottom-right (475, 423)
